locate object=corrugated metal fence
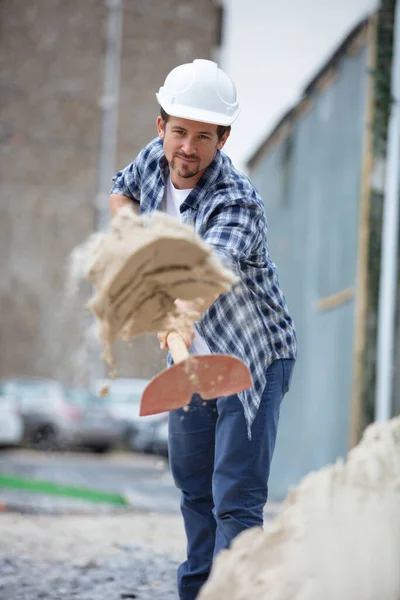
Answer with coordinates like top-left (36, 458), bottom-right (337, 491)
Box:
top-left (248, 22), bottom-right (372, 499)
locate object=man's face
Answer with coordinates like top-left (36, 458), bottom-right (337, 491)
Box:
top-left (157, 115), bottom-right (230, 189)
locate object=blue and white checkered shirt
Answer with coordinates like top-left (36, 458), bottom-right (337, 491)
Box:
top-left (111, 137), bottom-right (297, 436)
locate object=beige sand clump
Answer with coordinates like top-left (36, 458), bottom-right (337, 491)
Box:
top-left (198, 416), bottom-right (400, 600)
top-left (73, 207), bottom-right (237, 367)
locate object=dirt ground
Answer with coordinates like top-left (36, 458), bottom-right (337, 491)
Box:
top-left (0, 511), bottom-right (186, 563)
top-left (0, 511), bottom-right (186, 599)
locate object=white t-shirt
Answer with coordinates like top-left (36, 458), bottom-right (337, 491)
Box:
top-left (162, 176), bottom-right (211, 356)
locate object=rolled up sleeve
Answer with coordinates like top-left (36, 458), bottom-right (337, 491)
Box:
top-left (202, 203), bottom-right (263, 274)
top-left (110, 155), bottom-right (142, 200)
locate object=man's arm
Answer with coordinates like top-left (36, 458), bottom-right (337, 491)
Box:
top-left (110, 149), bottom-right (145, 216)
top-left (109, 194), bottom-right (140, 217)
top-left (202, 202), bottom-right (264, 273)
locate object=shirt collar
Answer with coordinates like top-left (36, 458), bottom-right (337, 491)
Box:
top-left (159, 153), bottom-right (169, 184)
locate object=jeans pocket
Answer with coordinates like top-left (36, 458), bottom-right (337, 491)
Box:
top-left (282, 359), bottom-right (295, 394)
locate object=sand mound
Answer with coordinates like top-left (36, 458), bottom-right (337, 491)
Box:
top-left (198, 416), bottom-right (400, 600)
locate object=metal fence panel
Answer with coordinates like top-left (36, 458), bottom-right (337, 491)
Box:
top-left (250, 44), bottom-right (369, 499)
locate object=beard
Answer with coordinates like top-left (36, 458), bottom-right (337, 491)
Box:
top-left (170, 154), bottom-right (201, 179)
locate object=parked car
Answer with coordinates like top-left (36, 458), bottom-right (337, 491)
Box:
top-left (0, 382), bottom-right (24, 448)
top-left (134, 412), bottom-right (169, 456)
top-left (64, 387), bottom-right (121, 453)
top-left (1, 377), bottom-right (117, 452)
top-left (1, 377), bottom-right (78, 450)
top-left (95, 378), bottom-right (168, 453)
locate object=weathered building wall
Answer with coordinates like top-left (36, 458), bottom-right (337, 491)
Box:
top-left (113, 0), bottom-right (220, 380)
top-left (0, 0), bottom-right (220, 385)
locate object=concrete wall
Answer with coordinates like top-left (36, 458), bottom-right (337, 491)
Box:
top-left (0, 0), bottom-right (219, 386)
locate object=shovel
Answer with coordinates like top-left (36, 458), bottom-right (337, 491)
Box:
top-left (140, 332), bottom-right (252, 416)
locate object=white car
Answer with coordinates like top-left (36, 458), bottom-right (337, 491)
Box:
top-left (94, 378), bottom-right (168, 452)
top-left (134, 413), bottom-right (169, 456)
top-left (0, 383), bottom-right (24, 447)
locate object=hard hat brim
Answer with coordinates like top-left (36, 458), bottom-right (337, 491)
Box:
top-left (156, 94), bottom-right (239, 127)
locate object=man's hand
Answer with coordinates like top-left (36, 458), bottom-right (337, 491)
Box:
top-left (157, 327), bottom-right (195, 350)
top-left (109, 194), bottom-right (140, 217)
top-left (157, 296), bottom-right (219, 350)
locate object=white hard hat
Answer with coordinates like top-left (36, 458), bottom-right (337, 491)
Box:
top-left (156, 59), bottom-right (240, 126)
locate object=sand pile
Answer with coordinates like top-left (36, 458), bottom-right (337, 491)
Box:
top-left (198, 416), bottom-right (400, 600)
top-left (72, 207), bottom-right (237, 368)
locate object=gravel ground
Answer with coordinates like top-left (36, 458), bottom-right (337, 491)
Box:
top-left (0, 552), bottom-right (179, 600)
top-left (0, 486), bottom-right (281, 600)
top-left (0, 511), bottom-right (186, 600)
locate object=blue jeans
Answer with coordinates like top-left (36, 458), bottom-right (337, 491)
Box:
top-left (168, 358), bottom-right (295, 600)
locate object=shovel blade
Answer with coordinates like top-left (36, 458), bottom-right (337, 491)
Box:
top-left (140, 354), bottom-right (252, 416)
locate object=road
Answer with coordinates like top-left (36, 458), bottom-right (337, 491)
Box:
top-left (0, 448), bottom-right (181, 514)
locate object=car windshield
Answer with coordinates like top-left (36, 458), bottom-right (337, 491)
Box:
top-left (3, 380), bottom-right (59, 397)
top-left (107, 392), bottom-right (141, 404)
top-left (0, 385), bottom-right (10, 399)
top-left (66, 389), bottom-right (108, 408)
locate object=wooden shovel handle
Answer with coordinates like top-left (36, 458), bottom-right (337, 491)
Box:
top-left (166, 332), bottom-right (189, 364)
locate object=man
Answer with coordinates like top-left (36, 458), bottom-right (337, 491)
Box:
top-left (110, 59), bottom-right (297, 600)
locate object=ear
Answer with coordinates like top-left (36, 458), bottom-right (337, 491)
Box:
top-left (217, 128), bottom-right (231, 150)
top-left (157, 116), bottom-right (165, 139)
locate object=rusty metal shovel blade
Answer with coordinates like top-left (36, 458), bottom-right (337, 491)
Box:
top-left (140, 354), bottom-right (252, 416)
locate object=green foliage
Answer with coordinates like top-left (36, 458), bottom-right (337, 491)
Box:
top-left (363, 191), bottom-right (384, 427)
top-left (362, 0), bottom-right (396, 429)
top-left (373, 0), bottom-right (396, 157)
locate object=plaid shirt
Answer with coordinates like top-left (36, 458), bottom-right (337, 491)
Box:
top-left (111, 137), bottom-right (297, 437)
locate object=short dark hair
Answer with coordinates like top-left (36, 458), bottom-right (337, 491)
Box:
top-left (160, 107), bottom-right (230, 140)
